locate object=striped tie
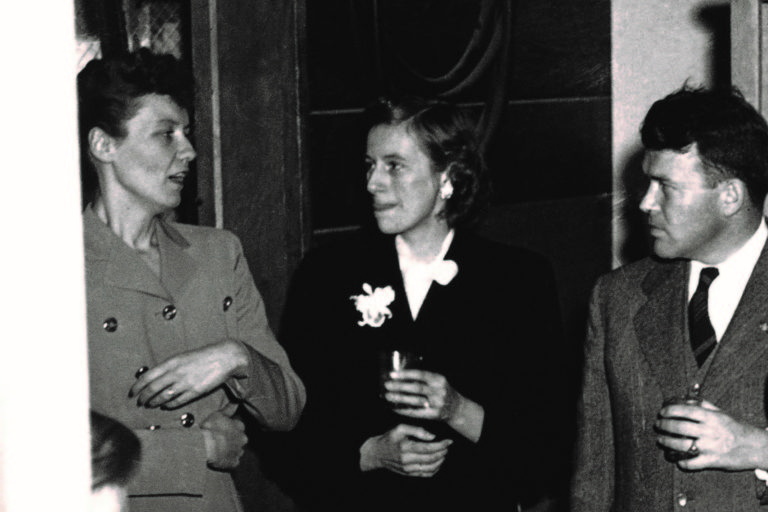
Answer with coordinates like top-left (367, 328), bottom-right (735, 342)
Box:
top-left (689, 267), bottom-right (719, 367)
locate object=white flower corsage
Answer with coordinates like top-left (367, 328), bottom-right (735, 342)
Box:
top-left (350, 283), bottom-right (395, 327)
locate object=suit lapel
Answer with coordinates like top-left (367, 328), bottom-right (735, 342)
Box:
top-left (703, 241), bottom-right (768, 401)
top-left (635, 259), bottom-right (695, 398)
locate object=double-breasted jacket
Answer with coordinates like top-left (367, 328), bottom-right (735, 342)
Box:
top-left (84, 206), bottom-right (305, 512)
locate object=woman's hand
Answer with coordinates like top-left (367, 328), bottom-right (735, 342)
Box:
top-left (384, 369), bottom-right (459, 422)
top-left (384, 370), bottom-right (485, 442)
top-left (359, 424), bottom-right (453, 477)
top-left (129, 339), bottom-right (250, 409)
top-left (200, 411), bottom-right (248, 471)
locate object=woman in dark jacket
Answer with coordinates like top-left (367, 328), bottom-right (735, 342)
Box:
top-left (279, 97), bottom-right (565, 511)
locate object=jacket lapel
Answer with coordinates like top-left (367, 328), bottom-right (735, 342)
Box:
top-left (635, 259), bottom-right (695, 398)
top-left (702, 241), bottom-right (768, 401)
top-left (84, 206), bottom-right (169, 299)
top-left (156, 220), bottom-right (198, 300)
top-left (413, 231), bottom-right (464, 327)
top-left (84, 207), bottom-right (197, 301)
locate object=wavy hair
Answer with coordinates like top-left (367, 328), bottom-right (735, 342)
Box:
top-left (641, 85), bottom-right (768, 206)
top-left (77, 49), bottom-right (192, 204)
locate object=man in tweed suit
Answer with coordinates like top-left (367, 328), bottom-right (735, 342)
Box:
top-left (571, 86), bottom-right (768, 511)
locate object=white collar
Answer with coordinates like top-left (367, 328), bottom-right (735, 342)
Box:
top-left (395, 229), bottom-right (456, 280)
top-left (690, 219), bottom-right (767, 287)
top-left (688, 219), bottom-right (767, 341)
top-left (395, 230), bottom-right (458, 319)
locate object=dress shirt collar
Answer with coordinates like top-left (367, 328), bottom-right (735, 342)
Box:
top-left (689, 219), bottom-right (768, 340)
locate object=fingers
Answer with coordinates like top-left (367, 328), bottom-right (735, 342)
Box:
top-left (134, 381), bottom-right (177, 408)
top-left (698, 399), bottom-right (720, 411)
top-left (657, 432), bottom-right (698, 453)
top-left (658, 403), bottom-right (708, 422)
top-left (403, 457), bottom-right (447, 477)
top-left (391, 424), bottom-right (436, 442)
top-left (205, 434), bottom-right (248, 471)
top-left (385, 371), bottom-right (450, 410)
top-left (391, 369), bottom-right (436, 381)
top-left (129, 358), bottom-right (180, 406)
top-left (655, 416), bottom-right (702, 439)
top-left (399, 440), bottom-right (452, 477)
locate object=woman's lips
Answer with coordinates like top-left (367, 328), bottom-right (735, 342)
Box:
top-left (168, 171), bottom-right (187, 186)
top-left (373, 202), bottom-right (396, 212)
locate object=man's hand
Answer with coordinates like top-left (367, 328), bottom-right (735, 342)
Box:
top-left (129, 340), bottom-right (249, 409)
top-left (201, 412), bottom-right (248, 471)
top-left (360, 424), bottom-right (453, 478)
top-left (655, 400), bottom-right (768, 471)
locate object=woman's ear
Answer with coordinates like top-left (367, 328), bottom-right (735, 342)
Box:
top-left (88, 127), bottom-right (116, 163)
top-left (718, 178), bottom-right (746, 216)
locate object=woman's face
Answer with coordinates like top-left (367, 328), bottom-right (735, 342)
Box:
top-left (104, 93), bottom-right (196, 214)
top-left (365, 123), bottom-right (447, 239)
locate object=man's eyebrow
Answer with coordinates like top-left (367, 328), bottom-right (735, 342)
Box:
top-left (154, 117), bottom-right (187, 126)
top-left (380, 152), bottom-right (406, 161)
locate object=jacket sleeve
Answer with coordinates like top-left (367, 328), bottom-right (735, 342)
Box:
top-left (570, 277), bottom-right (615, 512)
top-left (224, 234), bottom-right (306, 431)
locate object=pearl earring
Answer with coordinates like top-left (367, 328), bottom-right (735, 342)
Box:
top-left (440, 180), bottom-right (454, 200)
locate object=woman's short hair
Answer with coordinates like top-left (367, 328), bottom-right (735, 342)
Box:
top-left (77, 49), bottom-right (192, 202)
top-left (363, 96), bottom-right (489, 227)
top-left (90, 410), bottom-right (141, 491)
top-left (641, 85), bottom-right (768, 207)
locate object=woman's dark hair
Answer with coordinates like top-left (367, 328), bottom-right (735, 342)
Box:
top-left (363, 96), bottom-right (489, 227)
top-left (90, 410), bottom-right (141, 491)
top-left (77, 49), bottom-right (192, 203)
top-left (641, 84), bottom-right (768, 206)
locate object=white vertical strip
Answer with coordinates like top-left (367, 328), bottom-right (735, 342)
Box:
top-left (210, 0), bottom-right (224, 228)
top-left (0, 1), bottom-right (90, 511)
top-left (731, 0), bottom-right (761, 111)
top-left (761, 2), bottom-right (768, 117)
top-left (612, 0), bottom-right (724, 267)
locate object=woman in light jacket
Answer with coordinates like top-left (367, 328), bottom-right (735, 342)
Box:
top-left (79, 49), bottom-right (305, 512)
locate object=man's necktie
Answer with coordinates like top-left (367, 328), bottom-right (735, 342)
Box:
top-left (689, 267), bottom-right (719, 367)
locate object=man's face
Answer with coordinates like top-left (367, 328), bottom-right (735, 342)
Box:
top-left (639, 147), bottom-right (726, 262)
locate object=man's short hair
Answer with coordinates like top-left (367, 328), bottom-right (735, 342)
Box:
top-left (640, 85), bottom-right (768, 206)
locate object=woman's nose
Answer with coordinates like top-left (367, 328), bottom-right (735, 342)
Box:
top-left (366, 164), bottom-right (386, 193)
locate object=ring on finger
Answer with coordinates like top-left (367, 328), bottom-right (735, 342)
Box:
top-left (687, 439), bottom-right (699, 456)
